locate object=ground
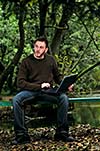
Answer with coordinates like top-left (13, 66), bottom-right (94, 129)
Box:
top-left (0, 99), bottom-right (100, 151)
top-left (0, 124), bottom-right (100, 151)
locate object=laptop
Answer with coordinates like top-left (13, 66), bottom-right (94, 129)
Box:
top-left (41, 74), bottom-right (78, 95)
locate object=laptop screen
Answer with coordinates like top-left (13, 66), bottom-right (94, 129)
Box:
top-left (57, 74), bottom-right (78, 93)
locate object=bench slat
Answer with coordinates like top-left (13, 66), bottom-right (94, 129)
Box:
top-left (0, 101), bottom-right (12, 107)
top-left (69, 97), bottom-right (100, 102)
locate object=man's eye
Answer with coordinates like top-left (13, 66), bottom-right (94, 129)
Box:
top-left (40, 47), bottom-right (43, 49)
top-left (35, 45), bottom-right (38, 48)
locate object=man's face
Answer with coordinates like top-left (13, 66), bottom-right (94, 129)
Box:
top-left (34, 41), bottom-right (48, 59)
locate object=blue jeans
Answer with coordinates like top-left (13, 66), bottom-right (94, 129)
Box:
top-left (13, 90), bottom-right (69, 136)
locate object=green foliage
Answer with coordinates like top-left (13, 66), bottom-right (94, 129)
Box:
top-left (0, 0), bottom-right (100, 95)
top-left (0, 7), bottom-right (19, 64)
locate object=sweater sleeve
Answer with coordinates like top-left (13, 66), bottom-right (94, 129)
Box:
top-left (17, 60), bottom-right (41, 91)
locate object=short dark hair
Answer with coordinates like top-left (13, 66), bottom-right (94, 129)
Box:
top-left (34, 37), bottom-right (48, 48)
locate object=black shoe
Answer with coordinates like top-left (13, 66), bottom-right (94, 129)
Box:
top-left (54, 130), bottom-right (75, 142)
top-left (12, 135), bottom-right (30, 145)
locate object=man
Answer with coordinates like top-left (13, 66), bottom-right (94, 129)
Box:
top-left (12, 37), bottom-right (75, 145)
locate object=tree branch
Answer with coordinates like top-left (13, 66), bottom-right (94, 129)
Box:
top-left (76, 13), bottom-right (100, 52)
top-left (77, 61), bottom-right (100, 80)
top-left (71, 26), bottom-right (97, 71)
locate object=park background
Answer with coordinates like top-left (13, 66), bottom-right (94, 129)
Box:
top-left (0, 0), bottom-right (100, 150)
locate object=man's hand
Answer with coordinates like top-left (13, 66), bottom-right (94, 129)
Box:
top-left (68, 84), bottom-right (74, 92)
top-left (41, 83), bottom-right (50, 89)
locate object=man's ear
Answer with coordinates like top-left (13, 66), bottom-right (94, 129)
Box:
top-left (45, 47), bottom-right (48, 53)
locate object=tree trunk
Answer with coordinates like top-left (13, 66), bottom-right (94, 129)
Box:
top-left (0, 61), bottom-right (5, 74)
top-left (38, 0), bottom-right (48, 36)
top-left (51, 1), bottom-right (75, 54)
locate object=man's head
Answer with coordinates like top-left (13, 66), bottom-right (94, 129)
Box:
top-left (34, 37), bottom-right (48, 48)
top-left (33, 37), bottom-right (49, 59)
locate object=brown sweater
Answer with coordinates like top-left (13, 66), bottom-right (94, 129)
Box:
top-left (17, 54), bottom-right (62, 91)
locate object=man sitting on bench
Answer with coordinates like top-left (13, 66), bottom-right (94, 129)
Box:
top-left (12, 37), bottom-right (75, 145)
